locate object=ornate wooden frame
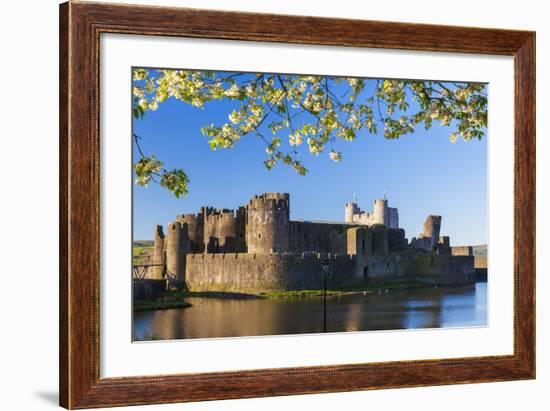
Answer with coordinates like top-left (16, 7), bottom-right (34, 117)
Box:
top-left (59, 1), bottom-right (536, 408)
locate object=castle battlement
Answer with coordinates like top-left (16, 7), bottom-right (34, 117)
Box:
top-left (345, 197), bottom-right (399, 228)
top-left (184, 251), bottom-right (362, 265)
top-left (248, 193), bottom-right (289, 211)
top-left (149, 192), bottom-right (474, 293)
top-left (204, 210), bottom-right (236, 221)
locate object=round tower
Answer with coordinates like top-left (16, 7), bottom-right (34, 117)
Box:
top-left (345, 202), bottom-right (358, 223)
top-left (216, 210), bottom-right (238, 252)
top-left (165, 221), bottom-right (189, 289)
top-left (152, 224), bottom-right (165, 279)
top-left (247, 193), bottom-right (290, 254)
top-left (373, 199), bottom-right (389, 226)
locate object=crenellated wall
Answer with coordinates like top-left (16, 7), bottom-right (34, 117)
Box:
top-left (184, 251), bottom-right (475, 293)
top-left (185, 252), bottom-right (357, 293)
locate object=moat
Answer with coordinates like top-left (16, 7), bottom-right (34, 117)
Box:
top-left (133, 282), bottom-right (487, 341)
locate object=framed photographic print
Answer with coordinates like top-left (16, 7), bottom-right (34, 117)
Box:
top-left (59, 1), bottom-right (535, 408)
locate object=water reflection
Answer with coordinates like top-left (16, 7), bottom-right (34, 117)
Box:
top-left (133, 282), bottom-right (487, 341)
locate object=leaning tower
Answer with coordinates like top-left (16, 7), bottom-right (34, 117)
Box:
top-left (246, 193), bottom-right (290, 254)
top-left (422, 215), bottom-right (442, 249)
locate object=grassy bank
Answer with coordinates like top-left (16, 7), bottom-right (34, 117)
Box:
top-left (259, 290), bottom-right (346, 299)
top-left (132, 241), bottom-right (154, 265)
top-left (134, 290), bottom-right (192, 312)
top-left (259, 278), bottom-right (442, 299)
top-left (135, 278), bottom-right (452, 308)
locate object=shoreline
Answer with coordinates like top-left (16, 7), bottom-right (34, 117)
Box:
top-left (133, 280), bottom-right (484, 311)
top-left (258, 279), bottom-right (480, 299)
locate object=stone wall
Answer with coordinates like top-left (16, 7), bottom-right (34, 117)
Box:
top-left (474, 255), bottom-right (488, 281)
top-left (185, 252), bottom-right (357, 293)
top-left (289, 221), bottom-right (349, 254)
top-left (371, 224), bottom-right (389, 254)
top-left (185, 251), bottom-right (475, 293)
top-left (387, 228), bottom-right (406, 252)
top-left (361, 253), bottom-right (475, 285)
top-left (452, 246), bottom-right (473, 256)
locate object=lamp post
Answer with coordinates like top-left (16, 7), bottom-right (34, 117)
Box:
top-left (321, 258), bottom-right (330, 333)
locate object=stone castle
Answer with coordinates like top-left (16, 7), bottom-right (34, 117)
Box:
top-left (144, 193), bottom-right (475, 293)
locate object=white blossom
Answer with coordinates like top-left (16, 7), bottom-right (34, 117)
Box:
top-left (329, 151), bottom-right (342, 162)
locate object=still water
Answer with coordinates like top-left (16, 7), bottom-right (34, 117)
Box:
top-left (133, 282), bottom-right (487, 341)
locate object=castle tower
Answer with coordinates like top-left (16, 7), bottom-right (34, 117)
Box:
top-left (216, 210), bottom-right (238, 252)
top-left (152, 224), bottom-right (165, 279)
top-left (388, 207), bottom-right (399, 229)
top-left (247, 193), bottom-right (290, 254)
top-left (371, 224), bottom-right (389, 254)
top-left (202, 209), bottom-right (239, 253)
top-left (422, 215), bottom-right (442, 248)
top-left (347, 227), bottom-right (371, 279)
top-left (177, 213), bottom-right (204, 253)
top-left (345, 202), bottom-right (359, 223)
top-left (165, 221), bottom-right (189, 289)
top-left (236, 206), bottom-right (247, 252)
top-left (387, 228), bottom-right (406, 252)
top-left (373, 199), bottom-right (389, 226)
top-left (201, 207), bottom-right (217, 253)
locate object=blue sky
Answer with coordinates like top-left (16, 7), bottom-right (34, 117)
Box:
top-left (133, 72), bottom-right (487, 246)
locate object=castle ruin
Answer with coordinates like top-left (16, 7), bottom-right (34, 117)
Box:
top-left (143, 193), bottom-right (475, 293)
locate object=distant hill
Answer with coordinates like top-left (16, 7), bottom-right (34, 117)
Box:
top-left (133, 240), bottom-right (154, 264)
top-left (134, 240), bottom-right (154, 247)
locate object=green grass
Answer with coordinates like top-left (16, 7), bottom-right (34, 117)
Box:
top-left (134, 278), bottom-right (444, 307)
top-left (258, 279), bottom-right (441, 299)
top-left (133, 290), bottom-right (192, 312)
top-left (133, 241), bottom-right (154, 265)
top-left (259, 290), bottom-right (345, 299)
